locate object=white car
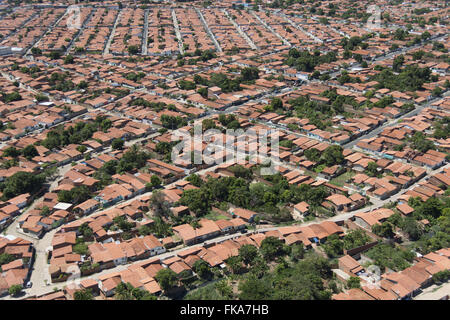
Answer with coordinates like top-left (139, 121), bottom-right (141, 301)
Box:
top-left (26, 281), bottom-right (32, 288)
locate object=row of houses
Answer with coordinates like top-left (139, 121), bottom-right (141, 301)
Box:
top-left (0, 235), bottom-right (34, 297)
top-left (334, 248), bottom-right (450, 300)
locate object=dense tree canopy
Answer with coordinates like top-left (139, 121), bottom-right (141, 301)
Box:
top-left (155, 268), bottom-right (178, 291)
top-left (365, 244), bottom-right (415, 272)
top-left (239, 244), bottom-right (259, 266)
top-left (0, 171), bottom-right (45, 200)
top-left (260, 236), bottom-right (286, 261)
top-left (285, 48), bottom-right (338, 72)
top-left (371, 65), bottom-right (432, 92)
top-left (114, 282), bottom-right (156, 300)
top-left (304, 145), bottom-right (345, 167)
top-left (74, 288), bottom-right (93, 300)
top-left (240, 67), bottom-right (260, 82)
top-left (57, 185), bottom-right (90, 205)
top-left (238, 253), bottom-right (333, 300)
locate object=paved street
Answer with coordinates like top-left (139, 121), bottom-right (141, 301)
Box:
top-left (0, 3), bottom-right (447, 301)
top-left (414, 282), bottom-right (450, 300)
top-left (344, 95), bottom-right (445, 149)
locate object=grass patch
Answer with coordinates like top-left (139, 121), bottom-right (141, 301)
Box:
top-left (303, 214), bottom-right (316, 222)
top-left (315, 206), bottom-right (334, 217)
top-left (183, 279), bottom-right (231, 300)
top-left (329, 171), bottom-right (355, 187)
top-left (276, 220), bottom-right (297, 227)
top-left (314, 164), bottom-right (326, 173)
top-left (432, 285), bottom-right (443, 292)
top-left (303, 169), bottom-right (318, 179)
top-left (204, 211), bottom-right (230, 221)
top-left (365, 243), bottom-right (415, 272)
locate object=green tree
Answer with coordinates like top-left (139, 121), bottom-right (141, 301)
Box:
top-left (22, 145), bottom-right (39, 160)
top-left (2, 91), bottom-right (22, 103)
top-left (270, 97), bottom-right (283, 110)
top-left (155, 268), bottom-right (178, 291)
top-left (150, 175), bottom-right (162, 188)
top-left (57, 185), bottom-right (90, 205)
top-left (113, 216), bottom-right (134, 232)
top-left (111, 138), bottom-right (124, 150)
top-left (432, 87), bottom-right (443, 97)
top-left (2, 147), bottom-right (20, 158)
top-left (343, 229), bottom-right (370, 250)
top-left (238, 274), bottom-right (273, 299)
top-left (128, 45), bottom-right (139, 55)
top-left (214, 280), bottom-right (233, 299)
top-left (415, 197), bottom-right (443, 219)
top-left (197, 87), bottom-right (207, 98)
top-left (193, 259), bottom-right (212, 280)
top-left (320, 145), bottom-right (344, 167)
top-left (229, 165), bottom-right (252, 180)
top-left (393, 55), bottom-right (404, 72)
top-left (366, 243), bottom-right (415, 271)
top-left (64, 55), bottom-right (74, 64)
top-left (114, 282), bottom-right (155, 300)
top-left (402, 217), bottom-right (422, 241)
top-left (155, 141), bottom-right (173, 155)
top-left (432, 270), bottom-right (450, 284)
top-left (226, 256), bottom-right (243, 274)
top-left (150, 190), bottom-right (171, 218)
top-left (372, 222), bottom-right (395, 238)
top-left (40, 205), bottom-right (50, 217)
top-left (186, 174), bottom-right (203, 187)
top-left (31, 47), bottom-right (42, 55)
top-left (57, 190), bottom-right (72, 203)
top-left (1, 171), bottom-right (45, 200)
top-left (347, 276), bottom-right (361, 289)
top-left (0, 253), bottom-right (15, 266)
top-left (202, 118), bottom-right (217, 131)
top-left (35, 93), bottom-right (49, 102)
top-left (290, 243), bottom-right (305, 261)
top-left (178, 79), bottom-right (196, 90)
top-left (393, 28), bottom-right (408, 41)
top-left (323, 234), bottom-right (344, 258)
top-left (260, 236), bottom-right (284, 261)
top-left (70, 185), bottom-right (91, 204)
top-left (179, 189), bottom-right (210, 217)
top-left (8, 284), bottom-right (22, 297)
top-left (76, 145), bottom-right (87, 153)
top-left (238, 244), bottom-right (258, 266)
top-left (73, 240), bottom-right (89, 255)
top-left (365, 161), bottom-right (379, 177)
top-left (78, 222), bottom-right (93, 239)
top-left (304, 148), bottom-right (321, 162)
top-left (49, 51), bottom-right (61, 60)
top-left (74, 288), bottom-right (93, 300)
top-left (160, 114), bottom-right (185, 129)
top-left (102, 160), bottom-right (118, 175)
top-left (150, 217), bottom-right (172, 238)
top-left (240, 67), bottom-right (259, 81)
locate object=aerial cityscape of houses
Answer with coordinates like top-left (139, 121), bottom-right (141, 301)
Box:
top-left (0, 0), bottom-right (448, 302)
